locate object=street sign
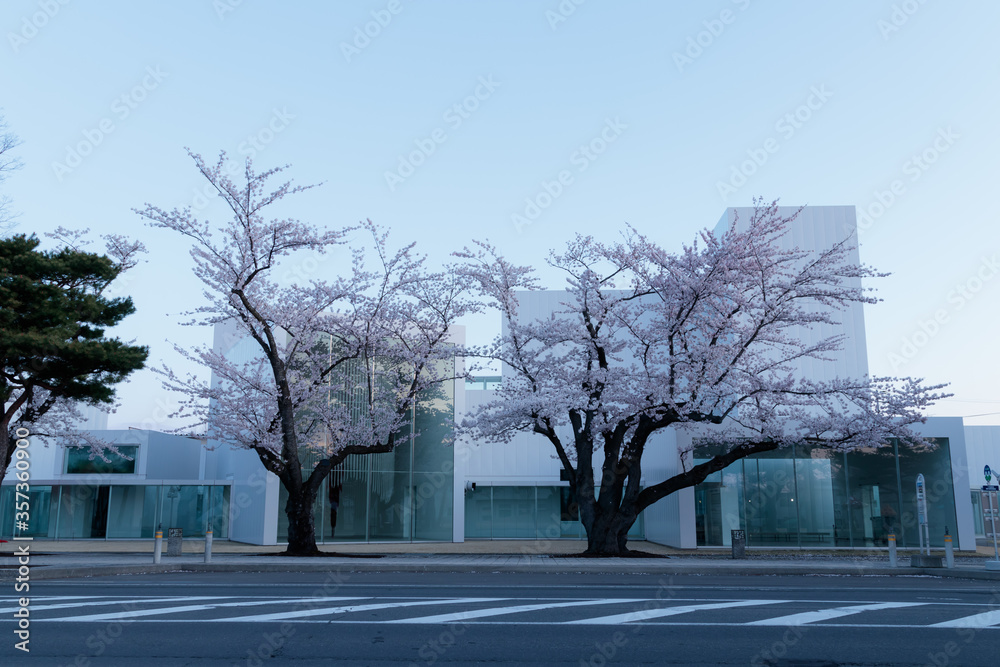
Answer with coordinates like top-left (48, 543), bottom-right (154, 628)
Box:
top-left (916, 474), bottom-right (929, 555)
top-left (916, 474), bottom-right (927, 526)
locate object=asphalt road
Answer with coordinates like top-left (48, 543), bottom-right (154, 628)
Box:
top-left (3, 571), bottom-right (1000, 666)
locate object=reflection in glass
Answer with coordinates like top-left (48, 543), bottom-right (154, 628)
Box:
top-left (464, 486), bottom-right (493, 538)
top-left (745, 449), bottom-right (797, 546)
top-left (896, 438), bottom-right (957, 548)
top-left (107, 485), bottom-right (146, 538)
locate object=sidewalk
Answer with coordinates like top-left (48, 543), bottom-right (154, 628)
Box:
top-left (3, 539), bottom-right (999, 582)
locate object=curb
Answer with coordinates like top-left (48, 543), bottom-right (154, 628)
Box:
top-left (5, 561), bottom-right (1000, 582)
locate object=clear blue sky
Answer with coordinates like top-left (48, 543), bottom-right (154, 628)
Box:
top-left (3, 0), bottom-right (999, 428)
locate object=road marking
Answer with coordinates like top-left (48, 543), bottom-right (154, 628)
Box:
top-left (218, 598), bottom-right (503, 623)
top-left (389, 599), bottom-right (646, 624)
top-left (566, 599), bottom-right (787, 625)
top-left (0, 597), bottom-right (194, 614)
top-left (747, 601), bottom-right (926, 625)
top-left (28, 596), bottom-right (120, 601)
top-left (53, 619), bottom-right (1000, 630)
top-left (0, 596), bottom-right (228, 615)
top-left (930, 610), bottom-right (1000, 628)
top-left (43, 597), bottom-right (368, 622)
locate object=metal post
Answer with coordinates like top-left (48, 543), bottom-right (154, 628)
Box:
top-left (887, 533), bottom-right (897, 568)
top-left (944, 528), bottom-right (954, 569)
top-left (204, 525), bottom-right (213, 563)
top-left (992, 491), bottom-right (1000, 562)
top-left (153, 523), bottom-right (162, 564)
top-left (989, 488), bottom-right (1000, 571)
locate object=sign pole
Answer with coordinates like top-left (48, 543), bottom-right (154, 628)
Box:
top-left (984, 465), bottom-right (1000, 571)
top-left (916, 474), bottom-right (928, 556)
top-left (992, 490), bottom-right (999, 563)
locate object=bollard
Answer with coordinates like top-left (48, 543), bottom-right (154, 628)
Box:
top-left (204, 526), bottom-right (213, 563)
top-left (887, 533), bottom-right (897, 568)
top-left (153, 524), bottom-right (163, 564)
top-left (944, 528), bottom-right (954, 569)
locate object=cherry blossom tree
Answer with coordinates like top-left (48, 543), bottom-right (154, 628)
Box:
top-left (457, 200), bottom-right (948, 555)
top-left (0, 112), bottom-right (22, 233)
top-left (138, 151), bottom-right (476, 555)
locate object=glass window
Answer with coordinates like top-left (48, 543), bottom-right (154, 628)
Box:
top-left (413, 472), bottom-right (453, 541)
top-left (0, 485), bottom-right (56, 539)
top-left (492, 486), bottom-right (536, 538)
top-left (368, 471), bottom-right (411, 541)
top-left (536, 486), bottom-right (562, 540)
top-left (199, 486), bottom-right (231, 539)
top-left (159, 485), bottom-right (211, 537)
top-left (972, 490), bottom-right (984, 537)
top-left (464, 486), bottom-right (493, 539)
top-left (794, 444), bottom-right (838, 547)
top-left (744, 449), bottom-right (798, 546)
top-left (55, 484), bottom-right (107, 538)
top-left (694, 460), bottom-right (745, 547)
top-left (141, 485), bottom-right (160, 537)
top-left (107, 485), bottom-right (147, 538)
top-left (896, 438), bottom-right (957, 548)
top-left (843, 444), bottom-right (900, 548)
top-left (65, 446), bottom-right (137, 475)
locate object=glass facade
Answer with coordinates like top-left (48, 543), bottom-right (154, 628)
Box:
top-left (277, 365), bottom-right (456, 543)
top-left (972, 490), bottom-right (985, 537)
top-left (64, 446), bottom-right (138, 475)
top-left (463, 485), bottom-right (645, 540)
top-left (0, 484), bottom-right (230, 540)
top-left (694, 439), bottom-right (958, 548)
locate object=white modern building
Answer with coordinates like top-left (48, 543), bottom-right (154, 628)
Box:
top-left (2, 206), bottom-right (990, 550)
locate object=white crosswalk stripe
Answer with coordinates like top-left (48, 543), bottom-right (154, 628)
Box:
top-left (567, 599), bottom-right (787, 625)
top-left (10, 595), bottom-right (1000, 629)
top-left (0, 596), bottom-right (207, 614)
top-left (930, 610), bottom-right (1000, 629)
top-left (387, 598), bottom-right (643, 624)
top-left (217, 598), bottom-right (503, 623)
top-left (44, 597), bottom-right (368, 622)
top-left (747, 601), bottom-right (926, 626)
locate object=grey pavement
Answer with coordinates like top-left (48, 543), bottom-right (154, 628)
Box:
top-left (4, 539), bottom-right (1000, 582)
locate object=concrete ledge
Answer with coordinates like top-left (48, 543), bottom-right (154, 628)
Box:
top-left (911, 554), bottom-right (944, 568)
top-left (6, 559), bottom-right (1000, 582)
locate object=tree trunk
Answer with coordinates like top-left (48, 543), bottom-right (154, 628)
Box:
top-left (283, 484), bottom-right (320, 556)
top-left (584, 510), bottom-right (636, 555)
top-left (0, 427), bottom-right (14, 488)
